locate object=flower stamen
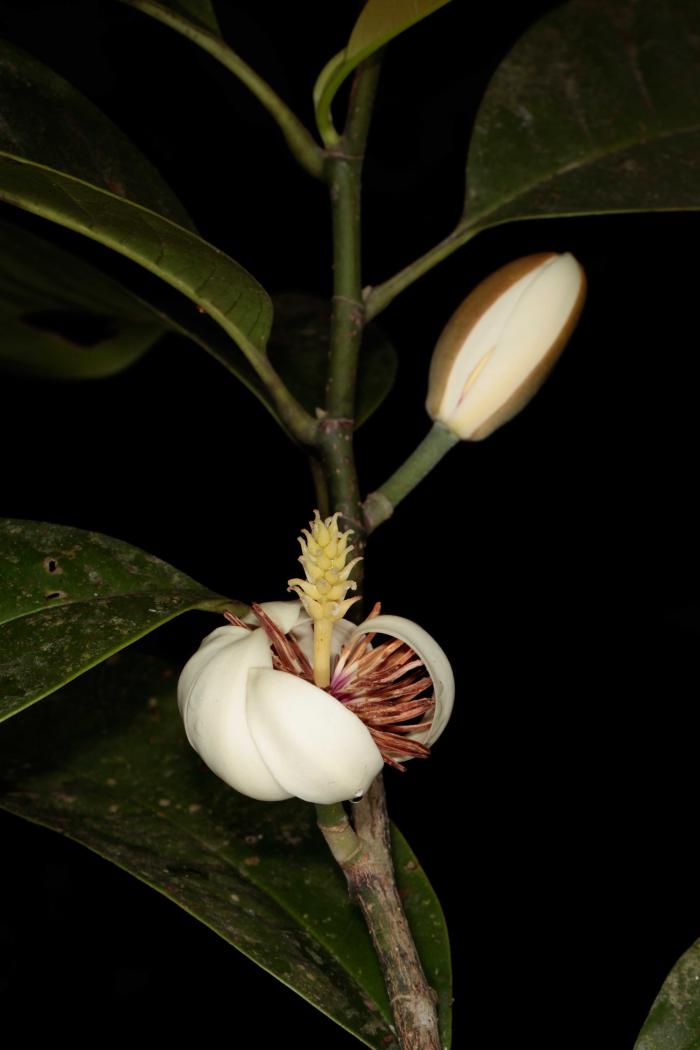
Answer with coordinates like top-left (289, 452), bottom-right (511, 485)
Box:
top-left (226, 586), bottom-right (438, 770)
top-left (330, 616), bottom-right (435, 768)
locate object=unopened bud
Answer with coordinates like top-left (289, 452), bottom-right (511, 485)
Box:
top-left (426, 252), bottom-right (586, 440)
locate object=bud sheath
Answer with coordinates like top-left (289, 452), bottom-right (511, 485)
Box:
top-left (426, 252), bottom-right (586, 440)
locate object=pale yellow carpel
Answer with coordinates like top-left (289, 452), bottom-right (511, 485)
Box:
top-left (288, 510), bottom-right (361, 687)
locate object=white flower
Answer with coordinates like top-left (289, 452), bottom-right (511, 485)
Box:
top-left (426, 252), bottom-right (586, 440)
top-left (177, 599), bottom-right (454, 805)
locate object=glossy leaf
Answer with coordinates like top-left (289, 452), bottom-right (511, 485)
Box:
top-left (0, 38), bottom-right (272, 359)
top-left (0, 519), bottom-right (243, 721)
top-left (0, 217), bottom-right (165, 378)
top-left (465, 0), bottom-right (700, 231)
top-left (0, 216), bottom-right (290, 430)
top-left (0, 154), bottom-right (272, 356)
top-left (268, 293), bottom-right (398, 428)
top-left (314, 0), bottom-right (453, 142)
top-left (634, 938), bottom-right (700, 1050)
top-left (157, 0), bottom-right (221, 33)
top-left (0, 652), bottom-right (453, 1049)
top-left (0, 219), bottom-right (314, 435)
top-left (0, 36), bottom-right (193, 229)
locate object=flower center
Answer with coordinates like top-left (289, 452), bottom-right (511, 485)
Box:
top-left (224, 602), bottom-right (435, 769)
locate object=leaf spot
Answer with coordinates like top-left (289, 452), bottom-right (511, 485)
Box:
top-left (188, 803), bottom-right (201, 814)
top-left (243, 856), bottom-right (261, 866)
top-left (158, 798), bottom-right (171, 807)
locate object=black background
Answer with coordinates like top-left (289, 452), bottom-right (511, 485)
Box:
top-left (1, 1), bottom-right (699, 1045)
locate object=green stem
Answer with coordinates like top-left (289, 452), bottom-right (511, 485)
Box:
top-left (320, 58), bottom-right (382, 548)
top-left (365, 222), bottom-right (477, 321)
top-left (308, 454), bottom-right (331, 517)
top-left (325, 55), bottom-right (382, 420)
top-left (316, 784), bottom-right (441, 1050)
top-left (363, 422), bottom-right (459, 532)
top-left (325, 158), bottom-right (364, 420)
top-left (317, 419), bottom-right (364, 539)
top-left (315, 54), bottom-right (441, 1050)
top-left (316, 802), bottom-right (364, 867)
top-left (117, 0), bottom-right (325, 180)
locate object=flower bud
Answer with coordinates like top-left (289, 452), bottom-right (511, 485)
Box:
top-left (426, 252), bottom-right (586, 440)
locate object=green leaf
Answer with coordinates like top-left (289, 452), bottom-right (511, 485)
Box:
top-left (634, 938), bottom-right (700, 1050)
top-left (0, 37), bottom-right (193, 229)
top-left (313, 0), bottom-right (453, 144)
top-left (0, 219), bottom-right (307, 436)
top-left (0, 217), bottom-right (165, 378)
top-left (0, 153), bottom-right (272, 357)
top-left (0, 520), bottom-right (243, 721)
top-left (0, 216), bottom-right (289, 432)
top-left (0, 38), bottom-right (272, 360)
top-left (0, 652), bottom-right (453, 1049)
top-left (157, 0), bottom-right (221, 34)
top-left (268, 293), bottom-right (398, 428)
top-left (465, 0), bottom-right (700, 231)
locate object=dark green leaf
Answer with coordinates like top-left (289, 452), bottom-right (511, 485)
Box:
top-left (0, 219), bottom-right (302, 436)
top-left (313, 0), bottom-right (453, 142)
top-left (465, 0), bottom-right (700, 231)
top-left (0, 519), bottom-right (243, 721)
top-left (157, 0), bottom-right (220, 34)
top-left (268, 293), bottom-right (397, 428)
top-left (0, 652), bottom-right (453, 1049)
top-left (0, 153), bottom-right (272, 356)
top-left (0, 216), bottom-right (286, 431)
top-left (0, 217), bottom-right (165, 378)
top-left (634, 938), bottom-right (700, 1050)
top-left (0, 37), bottom-right (192, 229)
top-left (0, 312), bottom-right (161, 379)
top-left (0, 39), bottom-right (272, 359)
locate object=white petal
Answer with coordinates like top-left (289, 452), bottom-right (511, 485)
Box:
top-left (347, 615), bottom-right (454, 747)
top-left (441, 264), bottom-right (543, 421)
top-left (453, 254), bottom-right (582, 436)
top-left (178, 628), bottom-right (291, 801)
top-left (243, 599), bottom-right (304, 634)
top-left (177, 625), bottom-right (249, 717)
top-left (246, 669), bottom-right (384, 804)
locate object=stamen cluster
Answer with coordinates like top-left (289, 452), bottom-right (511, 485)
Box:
top-left (228, 601), bottom-right (436, 768)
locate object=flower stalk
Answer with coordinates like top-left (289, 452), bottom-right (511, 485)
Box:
top-left (312, 55), bottom-right (444, 1050)
top-left (317, 781), bottom-right (442, 1050)
top-left (363, 422), bottom-right (460, 532)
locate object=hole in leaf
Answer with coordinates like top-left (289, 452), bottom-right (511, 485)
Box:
top-left (43, 557), bottom-right (62, 574)
top-left (22, 311), bottom-right (119, 347)
top-left (45, 590), bottom-right (67, 600)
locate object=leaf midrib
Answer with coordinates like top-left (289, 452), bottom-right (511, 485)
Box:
top-left (0, 587), bottom-right (224, 627)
